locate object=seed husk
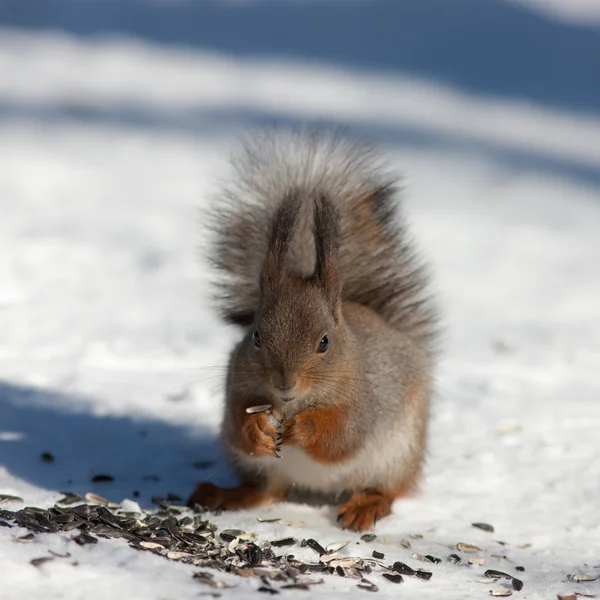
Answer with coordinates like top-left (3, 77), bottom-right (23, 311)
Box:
top-left (41, 452), bottom-right (54, 463)
top-left (425, 555), bottom-right (442, 564)
top-left (360, 534), bottom-right (377, 543)
top-left (329, 558), bottom-right (362, 569)
top-left (567, 574), bottom-right (598, 583)
top-left (469, 558), bottom-right (486, 566)
top-left (357, 578), bottom-right (379, 592)
top-left (246, 405), bottom-right (272, 414)
top-left (414, 570), bottom-right (433, 580)
top-left (489, 589), bottom-right (512, 597)
top-left (515, 566), bottom-right (525, 572)
top-left (73, 532), bottom-right (98, 545)
top-left (320, 552), bottom-right (342, 563)
top-left (14, 533), bottom-right (35, 543)
top-left (372, 550), bottom-right (385, 560)
top-left (400, 539), bottom-right (411, 549)
top-left (140, 541), bottom-right (165, 550)
top-left (281, 583), bottom-right (310, 590)
top-left (448, 553), bottom-right (462, 563)
top-left (457, 543), bottom-right (482, 553)
top-left (512, 578), bottom-right (524, 591)
top-left (30, 557), bottom-right (54, 567)
top-left (473, 522), bottom-right (495, 533)
top-left (326, 541), bottom-right (350, 553)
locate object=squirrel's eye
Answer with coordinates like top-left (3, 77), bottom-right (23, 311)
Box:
top-left (252, 330), bottom-right (261, 348)
top-left (317, 335), bottom-right (329, 354)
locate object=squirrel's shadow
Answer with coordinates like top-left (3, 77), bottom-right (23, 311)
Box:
top-left (0, 380), bottom-right (234, 507)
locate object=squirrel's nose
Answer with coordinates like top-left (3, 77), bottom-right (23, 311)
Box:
top-left (276, 381), bottom-right (296, 392)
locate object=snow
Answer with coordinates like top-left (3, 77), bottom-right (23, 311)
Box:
top-left (1, 3), bottom-right (600, 599)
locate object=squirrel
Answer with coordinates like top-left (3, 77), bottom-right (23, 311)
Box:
top-left (188, 130), bottom-right (437, 531)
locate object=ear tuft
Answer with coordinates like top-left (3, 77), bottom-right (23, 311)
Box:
top-left (313, 194), bottom-right (341, 311)
top-left (262, 190), bottom-right (302, 287)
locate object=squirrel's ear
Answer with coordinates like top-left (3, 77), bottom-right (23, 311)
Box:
top-left (313, 194), bottom-right (342, 316)
top-left (262, 191), bottom-right (302, 288)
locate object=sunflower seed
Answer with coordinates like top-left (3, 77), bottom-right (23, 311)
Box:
top-left (14, 533), bottom-right (35, 543)
top-left (400, 539), bottom-right (411, 549)
top-left (425, 555), bottom-right (442, 564)
top-left (246, 405), bottom-right (272, 414)
top-left (372, 551), bottom-right (385, 560)
top-left (305, 539), bottom-right (327, 555)
top-left (91, 474), bottom-right (114, 483)
top-left (0, 495), bottom-right (23, 503)
top-left (473, 522), bottom-right (495, 533)
top-left (84, 493), bottom-right (109, 506)
top-left (382, 573), bottom-right (404, 584)
top-left (448, 554), bottom-right (462, 563)
top-left (41, 452), bottom-right (54, 463)
top-left (270, 537), bottom-right (296, 547)
top-left (392, 562), bottom-right (415, 576)
top-left (360, 534), bottom-right (377, 543)
top-left (457, 543), bottom-right (482, 553)
top-left (220, 529), bottom-right (245, 542)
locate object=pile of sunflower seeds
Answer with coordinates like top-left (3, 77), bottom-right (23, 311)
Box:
top-left (0, 495), bottom-right (552, 596)
top-left (0, 492), bottom-right (439, 593)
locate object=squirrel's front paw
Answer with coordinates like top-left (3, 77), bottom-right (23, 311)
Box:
top-left (240, 410), bottom-right (283, 458)
top-left (282, 412), bottom-right (316, 447)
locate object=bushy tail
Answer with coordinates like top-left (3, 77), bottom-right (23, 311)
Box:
top-left (207, 130), bottom-right (437, 351)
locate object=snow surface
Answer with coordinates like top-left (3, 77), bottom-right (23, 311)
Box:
top-left (1, 4), bottom-right (600, 600)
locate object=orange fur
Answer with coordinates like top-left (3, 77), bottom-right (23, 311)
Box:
top-left (282, 404), bottom-right (355, 463)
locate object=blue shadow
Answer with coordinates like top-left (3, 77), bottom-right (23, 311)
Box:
top-left (0, 0), bottom-right (599, 115)
top-left (0, 381), bottom-right (232, 507)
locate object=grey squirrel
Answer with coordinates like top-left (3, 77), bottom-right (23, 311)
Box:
top-left (188, 130), bottom-right (437, 531)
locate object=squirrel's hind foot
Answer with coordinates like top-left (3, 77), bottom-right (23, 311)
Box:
top-left (187, 481), bottom-right (283, 511)
top-left (337, 490), bottom-right (394, 532)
